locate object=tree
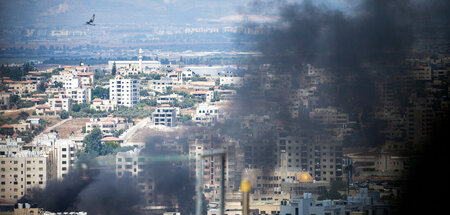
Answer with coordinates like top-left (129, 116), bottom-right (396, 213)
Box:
top-left (111, 61), bottom-right (117, 75)
top-left (83, 128), bottom-right (103, 156)
top-left (9, 94), bottom-right (20, 105)
top-left (92, 87), bottom-right (109, 100)
top-left (60, 110), bottom-right (69, 119)
top-left (18, 111), bottom-right (29, 120)
top-left (102, 141), bottom-right (120, 155)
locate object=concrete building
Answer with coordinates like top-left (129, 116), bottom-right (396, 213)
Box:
top-left (146, 78), bottom-right (174, 93)
top-left (7, 81), bottom-right (37, 95)
top-left (67, 87), bottom-right (91, 104)
top-left (279, 189), bottom-right (391, 215)
top-left (151, 105), bottom-right (177, 127)
top-left (108, 49), bottom-right (161, 73)
top-left (47, 97), bottom-right (71, 112)
top-left (193, 103), bottom-right (224, 126)
top-left (109, 75), bottom-right (140, 107)
top-left (219, 76), bottom-right (243, 87)
top-left (0, 148), bottom-right (47, 203)
top-left (49, 139), bottom-right (77, 180)
top-left (85, 117), bottom-right (129, 135)
top-left (276, 134), bottom-right (343, 182)
top-left (0, 92), bottom-right (11, 110)
top-left (156, 94), bottom-right (183, 104)
top-left (116, 148), bottom-right (155, 206)
top-left (90, 98), bottom-right (118, 112)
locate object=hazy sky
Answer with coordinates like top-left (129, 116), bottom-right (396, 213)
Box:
top-left (0, 0), bottom-right (354, 27)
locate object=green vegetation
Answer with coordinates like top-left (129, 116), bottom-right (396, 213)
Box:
top-left (51, 82), bottom-right (63, 88)
top-left (9, 95), bottom-right (34, 109)
top-left (211, 91), bottom-right (221, 102)
top-left (137, 99), bottom-right (157, 107)
top-left (0, 63), bottom-right (34, 81)
top-left (92, 87), bottom-right (109, 100)
top-left (60, 110), bottom-right (69, 119)
top-left (191, 75), bottom-right (207, 82)
top-left (82, 128), bottom-right (119, 156)
top-left (178, 114), bottom-right (193, 126)
top-left (112, 106), bottom-right (154, 119)
top-left (51, 68), bottom-right (64, 75)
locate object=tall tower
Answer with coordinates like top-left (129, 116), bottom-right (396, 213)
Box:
top-left (138, 48), bottom-right (143, 72)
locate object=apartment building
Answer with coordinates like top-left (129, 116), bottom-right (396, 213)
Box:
top-left (85, 117), bottom-right (129, 135)
top-left (50, 139), bottom-right (77, 180)
top-left (276, 134), bottom-right (343, 182)
top-left (193, 103), bottom-right (223, 126)
top-left (90, 98), bottom-right (118, 112)
top-left (67, 87), bottom-right (91, 104)
top-left (109, 75), bottom-right (140, 107)
top-left (0, 149), bottom-right (47, 203)
top-left (7, 81), bottom-right (37, 95)
top-left (146, 78), bottom-right (173, 93)
top-left (151, 105), bottom-right (177, 127)
top-left (156, 94), bottom-right (183, 104)
top-left (47, 98), bottom-right (71, 112)
top-left (116, 148), bottom-right (156, 206)
top-left (0, 91), bottom-right (11, 109)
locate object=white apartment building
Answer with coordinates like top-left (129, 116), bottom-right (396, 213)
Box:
top-left (109, 75), bottom-right (140, 107)
top-left (0, 148), bottom-right (47, 203)
top-left (156, 93), bottom-right (183, 104)
top-left (67, 87), bottom-right (91, 104)
top-left (48, 139), bottom-right (76, 180)
top-left (64, 77), bottom-right (80, 90)
top-left (90, 98), bottom-right (118, 112)
top-left (47, 98), bottom-right (71, 112)
top-left (146, 78), bottom-right (173, 93)
top-left (219, 76), bottom-right (243, 87)
top-left (85, 117), bottom-right (129, 135)
top-left (193, 103), bottom-right (223, 126)
top-left (151, 106), bottom-right (177, 127)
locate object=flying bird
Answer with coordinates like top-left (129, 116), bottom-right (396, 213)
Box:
top-left (86, 14), bottom-right (95, 26)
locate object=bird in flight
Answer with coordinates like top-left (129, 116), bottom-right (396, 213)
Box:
top-left (86, 14), bottom-right (95, 26)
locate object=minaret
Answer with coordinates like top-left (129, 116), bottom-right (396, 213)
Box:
top-left (138, 48), bottom-right (143, 72)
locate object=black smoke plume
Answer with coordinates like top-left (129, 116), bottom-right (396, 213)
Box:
top-left (234, 0), bottom-right (450, 148)
top-left (20, 155), bottom-right (143, 214)
top-left (141, 135), bottom-right (196, 214)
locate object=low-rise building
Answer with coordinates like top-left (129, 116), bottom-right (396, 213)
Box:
top-left (193, 103), bottom-right (223, 126)
top-left (0, 92), bottom-right (11, 109)
top-left (67, 87), bottom-right (91, 104)
top-left (151, 105), bottom-right (177, 127)
top-left (85, 117), bottom-right (129, 135)
top-left (146, 78), bottom-right (173, 93)
top-left (156, 94), bottom-right (183, 104)
top-left (90, 98), bottom-right (118, 112)
top-left (7, 81), bottom-right (37, 95)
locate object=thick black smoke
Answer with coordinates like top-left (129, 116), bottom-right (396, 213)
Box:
top-left (234, 0), bottom-right (450, 148)
top-left (142, 135), bottom-right (196, 214)
top-left (20, 155), bottom-right (143, 214)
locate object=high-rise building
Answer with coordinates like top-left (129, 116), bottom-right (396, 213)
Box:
top-left (109, 75), bottom-right (140, 107)
top-left (0, 148), bottom-right (47, 203)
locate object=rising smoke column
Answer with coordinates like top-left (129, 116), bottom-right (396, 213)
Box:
top-left (234, 0), bottom-right (450, 148)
